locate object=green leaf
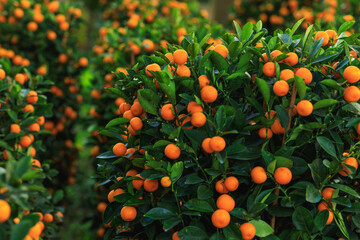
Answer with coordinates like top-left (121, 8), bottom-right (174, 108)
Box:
top-left (274, 105), bottom-right (289, 128)
top-left (290, 18), bottom-right (304, 40)
top-left (151, 71), bottom-right (176, 105)
top-left (105, 87), bottom-right (127, 98)
top-left (163, 217), bottom-right (181, 232)
top-left (105, 118), bottom-right (129, 128)
top-left (16, 156), bottom-right (31, 179)
top-left (331, 184), bottom-right (360, 199)
top-left (153, 140), bottom-right (172, 148)
top-left (137, 89), bottom-right (159, 115)
top-left (144, 207), bottom-right (177, 220)
top-left (223, 223), bottom-right (243, 239)
top-left (305, 183), bottom-right (321, 203)
top-left (53, 190), bottom-right (64, 204)
top-left (313, 99), bottom-right (338, 110)
top-left (184, 199), bottom-right (214, 212)
top-left (96, 151), bottom-right (118, 159)
top-left (210, 51), bottom-right (229, 72)
top-left (294, 75), bottom-right (306, 99)
top-left (249, 219), bottom-right (274, 237)
top-left (170, 161), bottom-right (183, 183)
top-left (314, 210), bottom-right (329, 231)
top-left (292, 206), bottom-right (314, 233)
top-left (242, 22), bottom-right (253, 42)
top-left (338, 20), bottom-right (355, 35)
top-left (256, 78), bottom-right (270, 104)
top-left (302, 24), bottom-right (313, 51)
top-left (320, 79), bottom-right (341, 90)
top-left (178, 226), bottom-right (208, 240)
top-left (316, 136), bottom-right (337, 159)
top-left (10, 214), bottom-right (40, 240)
top-left (8, 110), bottom-right (17, 122)
top-left (309, 39), bottom-right (323, 59)
top-left (233, 20), bottom-right (242, 40)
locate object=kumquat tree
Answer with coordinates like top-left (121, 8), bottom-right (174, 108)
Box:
top-left (1, 0), bottom-right (360, 239)
top-left (95, 19), bottom-right (360, 239)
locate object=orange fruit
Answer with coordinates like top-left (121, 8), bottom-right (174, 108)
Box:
top-left (28, 222), bottom-right (42, 238)
top-left (211, 209), bottom-right (230, 228)
top-left (343, 86), bottom-right (360, 103)
top-left (173, 49), bottom-right (188, 65)
top-left (20, 135), bottom-right (32, 147)
top-left (142, 39), bottom-right (155, 52)
top-left (325, 29), bottom-right (337, 45)
top-left (190, 112), bottom-right (206, 127)
top-left (97, 202), bottom-right (107, 213)
top-left (296, 100), bottom-right (313, 116)
top-left (10, 124), bottom-right (21, 133)
top-left (273, 80), bottom-right (289, 96)
top-left (315, 31), bottom-right (329, 46)
top-left (144, 179), bottom-right (159, 192)
top-left (132, 174), bottom-right (144, 190)
top-left (47, 30), bottom-right (57, 41)
top-left (284, 52), bottom-right (298, 66)
top-left (176, 65), bottom-right (191, 77)
top-left (160, 176), bottom-right (171, 188)
top-left (201, 85), bottom-right (218, 103)
top-left (216, 194), bottom-right (235, 212)
top-left (295, 68), bottom-right (313, 84)
top-left (29, 123), bottom-right (40, 132)
top-left (0, 69), bottom-right (5, 79)
top-left (48, 1), bottom-right (59, 13)
top-left (187, 101), bottom-right (203, 114)
top-left (259, 128), bottom-right (273, 139)
top-left (161, 104), bottom-right (176, 121)
top-left (339, 157), bottom-right (358, 176)
top-left (120, 206), bottom-right (137, 221)
top-left (27, 22), bottom-right (38, 32)
top-left (164, 144), bottom-right (180, 160)
top-left (274, 167), bottom-right (292, 185)
top-left (240, 222), bottom-right (256, 240)
top-left (130, 102), bottom-right (144, 116)
top-left (172, 231), bottom-right (180, 240)
top-left (356, 123), bottom-right (360, 135)
top-left (43, 213), bottom-right (53, 223)
top-left (145, 63), bottom-right (161, 77)
top-left (0, 200), bottom-right (11, 223)
top-left (271, 119), bottom-right (285, 134)
top-left (165, 53), bottom-right (174, 63)
top-left (79, 57), bottom-right (88, 67)
top-left (15, 73), bottom-right (25, 84)
top-left (209, 136), bottom-right (226, 152)
top-left (214, 44), bottom-right (228, 58)
top-left (224, 176), bottom-right (239, 192)
top-left (108, 188), bottom-right (125, 202)
top-left (113, 143), bottom-right (127, 156)
top-left (263, 62), bottom-right (276, 77)
top-left (321, 188), bottom-right (335, 200)
top-left (343, 66), bottom-right (360, 83)
top-left (251, 166), bottom-right (267, 184)
top-left (130, 117), bottom-right (143, 131)
top-left (198, 75), bottom-right (210, 88)
top-left (202, 138), bottom-right (214, 154)
top-left (270, 50), bottom-right (283, 60)
top-left (126, 169), bottom-right (138, 177)
top-left (26, 90), bottom-right (38, 104)
top-left (14, 8), bottom-right (24, 18)
top-left (215, 180), bottom-right (229, 194)
top-left (280, 69), bottom-right (294, 81)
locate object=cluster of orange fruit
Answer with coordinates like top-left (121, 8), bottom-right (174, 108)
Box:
top-left (0, 51), bottom-right (66, 238)
top-left (231, 0), bottom-right (358, 31)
